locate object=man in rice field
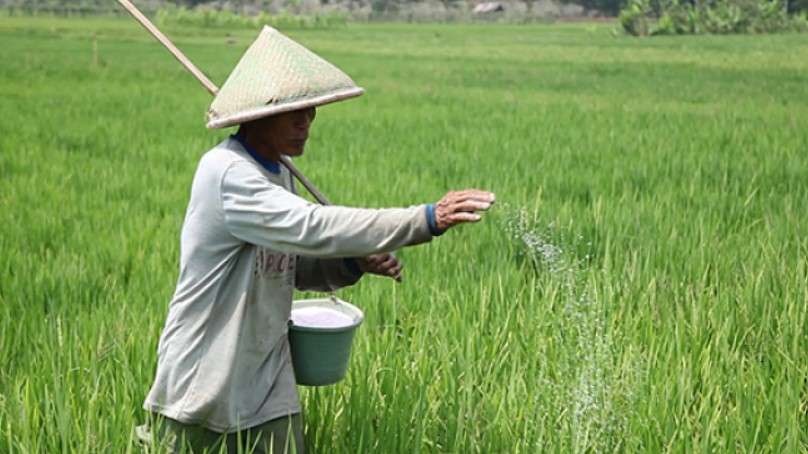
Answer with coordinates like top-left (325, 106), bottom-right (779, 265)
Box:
top-left (137, 26), bottom-right (495, 454)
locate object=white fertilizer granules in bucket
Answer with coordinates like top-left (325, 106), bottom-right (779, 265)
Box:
top-left (291, 306), bottom-right (355, 328)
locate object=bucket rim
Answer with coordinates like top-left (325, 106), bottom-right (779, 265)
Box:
top-left (289, 297), bottom-right (364, 333)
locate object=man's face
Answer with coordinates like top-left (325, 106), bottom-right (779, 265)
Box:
top-left (249, 107), bottom-right (317, 160)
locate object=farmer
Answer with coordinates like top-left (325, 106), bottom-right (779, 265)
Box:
top-left (138, 26), bottom-right (495, 453)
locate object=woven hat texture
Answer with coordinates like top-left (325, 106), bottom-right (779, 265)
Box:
top-left (206, 26), bottom-right (364, 129)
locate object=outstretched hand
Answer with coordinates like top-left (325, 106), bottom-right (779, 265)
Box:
top-left (435, 189), bottom-right (496, 232)
top-left (354, 189), bottom-right (494, 282)
top-left (355, 253), bottom-right (404, 282)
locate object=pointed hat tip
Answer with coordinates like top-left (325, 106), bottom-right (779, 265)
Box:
top-left (206, 25), bottom-right (364, 129)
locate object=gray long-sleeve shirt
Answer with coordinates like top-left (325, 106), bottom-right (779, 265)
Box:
top-left (144, 137), bottom-right (433, 432)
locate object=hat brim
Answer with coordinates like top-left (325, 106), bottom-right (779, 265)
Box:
top-left (206, 86), bottom-right (365, 129)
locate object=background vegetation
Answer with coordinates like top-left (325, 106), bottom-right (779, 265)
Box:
top-left (2, 0), bottom-right (807, 34)
top-left (620, 0), bottom-right (808, 36)
top-left (0, 16), bottom-right (807, 453)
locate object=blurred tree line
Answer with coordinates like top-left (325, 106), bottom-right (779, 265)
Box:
top-left (558, 0), bottom-right (807, 16)
top-left (1, 0), bottom-right (806, 19)
top-left (620, 0), bottom-right (808, 35)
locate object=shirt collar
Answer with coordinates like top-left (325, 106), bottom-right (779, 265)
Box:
top-left (230, 133), bottom-right (281, 175)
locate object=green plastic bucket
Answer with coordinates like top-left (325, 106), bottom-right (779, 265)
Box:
top-left (289, 296), bottom-right (363, 386)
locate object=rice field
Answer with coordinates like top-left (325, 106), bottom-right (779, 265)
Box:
top-left (0, 15), bottom-right (807, 453)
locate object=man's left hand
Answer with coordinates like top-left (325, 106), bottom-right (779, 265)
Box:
top-left (355, 253), bottom-right (404, 282)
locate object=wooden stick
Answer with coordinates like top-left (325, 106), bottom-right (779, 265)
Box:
top-left (280, 156), bottom-right (331, 205)
top-left (116, 0), bottom-right (218, 97)
top-left (115, 0), bottom-right (331, 206)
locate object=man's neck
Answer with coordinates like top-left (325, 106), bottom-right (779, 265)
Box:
top-left (232, 130), bottom-right (281, 175)
top-left (236, 127), bottom-right (281, 163)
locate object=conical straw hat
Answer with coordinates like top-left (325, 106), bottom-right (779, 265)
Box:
top-left (206, 26), bottom-right (364, 129)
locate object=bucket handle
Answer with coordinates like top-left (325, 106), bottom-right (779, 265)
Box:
top-left (328, 295), bottom-right (362, 323)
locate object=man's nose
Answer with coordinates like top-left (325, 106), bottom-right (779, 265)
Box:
top-left (295, 108), bottom-right (316, 129)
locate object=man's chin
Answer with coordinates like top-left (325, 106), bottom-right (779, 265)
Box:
top-left (282, 148), bottom-right (305, 158)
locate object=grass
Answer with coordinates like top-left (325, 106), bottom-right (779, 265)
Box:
top-left (0, 15), bottom-right (807, 453)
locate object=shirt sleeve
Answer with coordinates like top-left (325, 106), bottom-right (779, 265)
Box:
top-left (220, 160), bottom-right (433, 258)
top-left (294, 257), bottom-right (363, 292)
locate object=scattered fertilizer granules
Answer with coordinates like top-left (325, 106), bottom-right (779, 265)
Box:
top-left (291, 306), bottom-right (354, 328)
top-left (503, 204), bottom-right (641, 453)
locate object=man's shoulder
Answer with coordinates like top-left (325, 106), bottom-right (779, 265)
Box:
top-left (201, 137), bottom-right (247, 164)
top-left (203, 138), bottom-right (290, 185)
top-left (195, 138), bottom-right (251, 176)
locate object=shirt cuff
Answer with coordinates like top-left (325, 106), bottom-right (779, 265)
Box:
top-left (425, 204), bottom-right (444, 236)
top-left (343, 258), bottom-right (363, 276)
